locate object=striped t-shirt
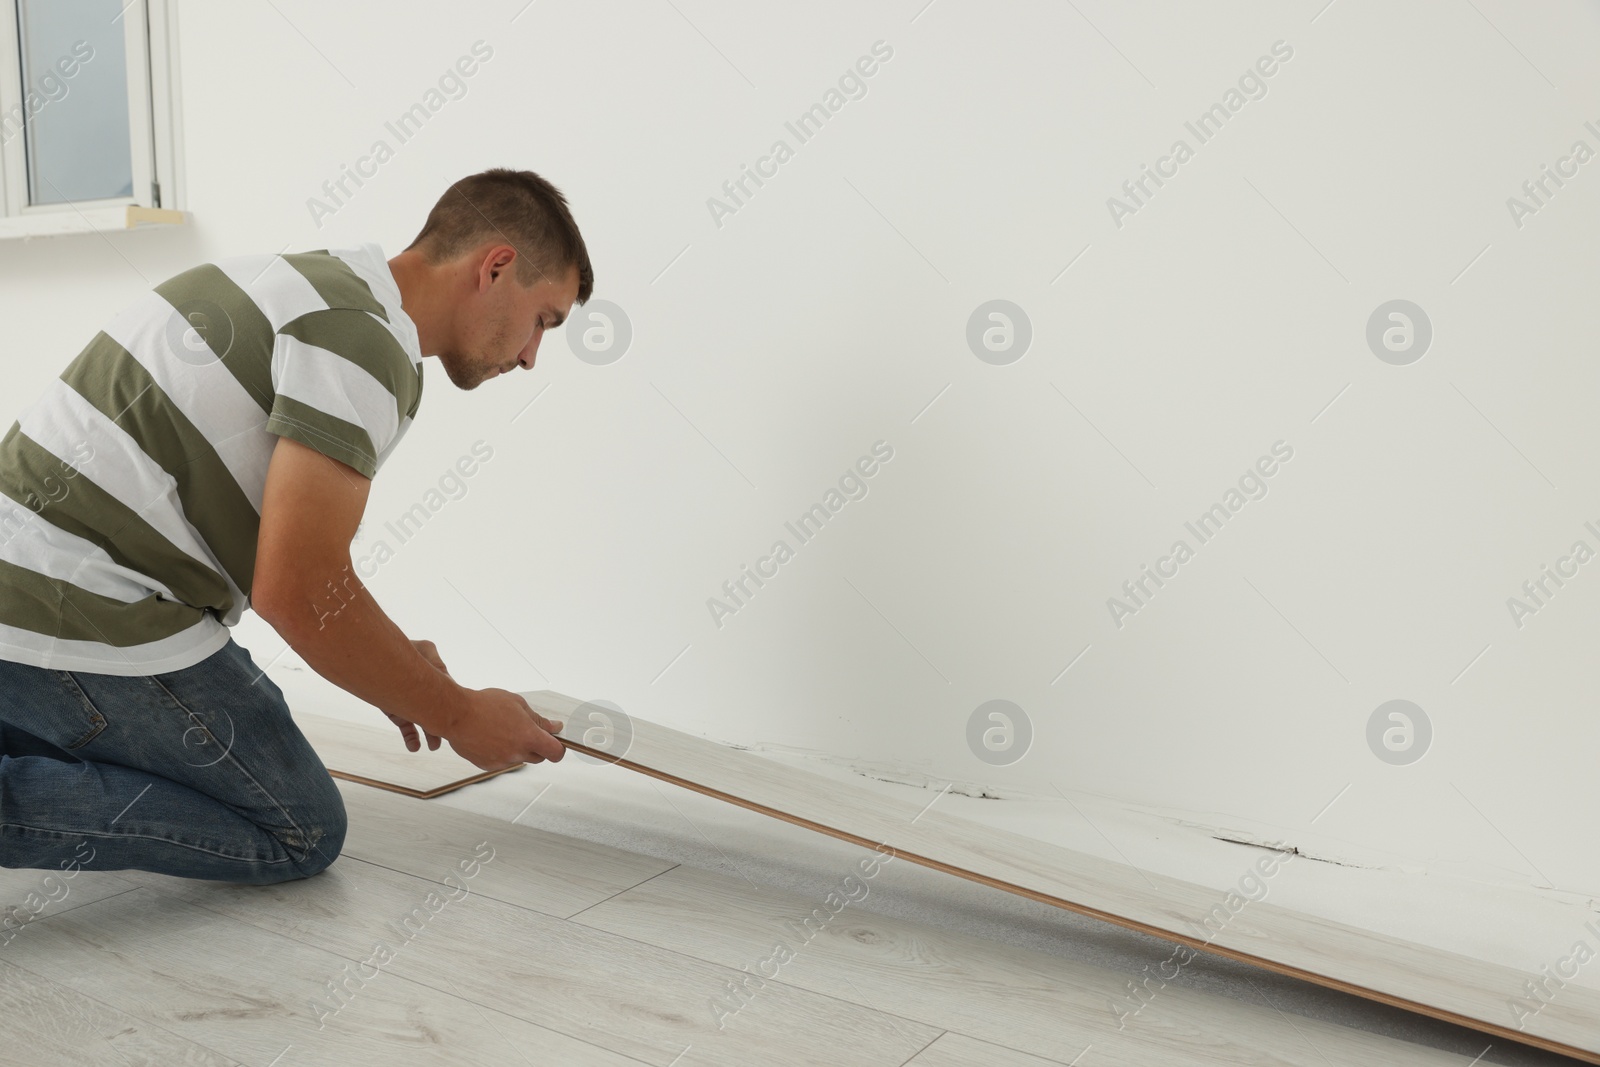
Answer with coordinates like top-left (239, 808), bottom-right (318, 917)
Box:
top-left (0, 243), bottom-right (423, 676)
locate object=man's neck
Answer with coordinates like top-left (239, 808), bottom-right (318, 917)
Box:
top-left (387, 250), bottom-right (451, 357)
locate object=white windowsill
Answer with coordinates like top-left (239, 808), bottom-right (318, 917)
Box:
top-left (0, 204), bottom-right (187, 240)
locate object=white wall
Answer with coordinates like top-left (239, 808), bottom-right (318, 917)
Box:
top-left (3, 0), bottom-right (1597, 895)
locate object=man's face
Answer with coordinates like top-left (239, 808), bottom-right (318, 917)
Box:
top-left (440, 258), bottom-right (580, 391)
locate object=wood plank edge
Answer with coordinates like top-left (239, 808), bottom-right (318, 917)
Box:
top-left (325, 764), bottom-right (521, 800)
top-left (328, 769), bottom-right (427, 798)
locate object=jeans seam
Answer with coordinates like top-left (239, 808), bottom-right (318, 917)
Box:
top-left (52, 673), bottom-right (107, 750)
top-left (0, 821), bottom-right (296, 866)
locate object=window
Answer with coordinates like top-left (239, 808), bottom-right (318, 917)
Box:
top-left (0, 0), bottom-right (184, 238)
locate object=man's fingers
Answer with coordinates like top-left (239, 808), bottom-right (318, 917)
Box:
top-left (509, 697), bottom-right (566, 761)
top-left (386, 713), bottom-right (422, 753)
top-left (527, 726), bottom-right (565, 764)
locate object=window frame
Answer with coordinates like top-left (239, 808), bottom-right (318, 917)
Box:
top-left (0, 0), bottom-right (185, 238)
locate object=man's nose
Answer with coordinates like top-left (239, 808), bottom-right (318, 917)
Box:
top-left (519, 332), bottom-right (543, 369)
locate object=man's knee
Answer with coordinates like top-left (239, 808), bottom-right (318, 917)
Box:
top-left (294, 809), bottom-right (347, 878)
top-left (276, 780), bottom-right (347, 880)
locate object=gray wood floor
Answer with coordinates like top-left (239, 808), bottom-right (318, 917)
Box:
top-left (0, 778), bottom-right (1560, 1067)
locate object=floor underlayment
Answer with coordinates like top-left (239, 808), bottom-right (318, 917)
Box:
top-left (262, 665), bottom-right (1598, 1065)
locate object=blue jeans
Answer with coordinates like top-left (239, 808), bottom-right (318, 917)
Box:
top-left (0, 639), bottom-right (346, 884)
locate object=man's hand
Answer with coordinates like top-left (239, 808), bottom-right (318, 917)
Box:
top-left (405, 638), bottom-right (568, 770)
top-left (445, 689), bottom-right (567, 773)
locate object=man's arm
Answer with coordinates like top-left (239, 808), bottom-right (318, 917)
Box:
top-left (250, 435), bottom-right (564, 769)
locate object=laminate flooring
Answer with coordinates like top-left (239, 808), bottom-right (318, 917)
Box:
top-left (2, 776), bottom-right (1577, 1067)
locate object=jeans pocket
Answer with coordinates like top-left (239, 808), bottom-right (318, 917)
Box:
top-left (54, 672), bottom-right (108, 750)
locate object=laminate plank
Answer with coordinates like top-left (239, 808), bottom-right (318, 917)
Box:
top-left (0, 865), bottom-right (141, 943)
top-left (327, 778), bottom-right (677, 918)
top-left (292, 710), bottom-right (521, 798)
top-left (0, 956), bottom-right (242, 1066)
top-left (575, 861), bottom-right (1484, 1067)
top-left (522, 690), bottom-right (1600, 1063)
top-left (3, 884), bottom-right (651, 1067)
top-left (124, 852), bottom-right (940, 1066)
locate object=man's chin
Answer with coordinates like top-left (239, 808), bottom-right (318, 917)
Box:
top-left (440, 360), bottom-right (491, 391)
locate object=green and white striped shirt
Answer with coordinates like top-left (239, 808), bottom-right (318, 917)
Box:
top-left (0, 243), bottom-right (423, 676)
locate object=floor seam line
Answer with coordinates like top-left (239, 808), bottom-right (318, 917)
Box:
top-left (563, 862), bottom-right (683, 922)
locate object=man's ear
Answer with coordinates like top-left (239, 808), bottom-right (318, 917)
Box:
top-left (483, 244), bottom-right (518, 286)
top-left (471, 245), bottom-right (503, 293)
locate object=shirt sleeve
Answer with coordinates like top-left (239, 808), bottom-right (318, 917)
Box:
top-left (265, 308), bottom-right (420, 479)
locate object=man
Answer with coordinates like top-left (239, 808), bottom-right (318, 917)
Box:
top-left (0, 167), bottom-right (591, 886)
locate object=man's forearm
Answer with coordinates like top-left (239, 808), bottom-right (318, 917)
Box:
top-left (258, 560), bottom-right (463, 736)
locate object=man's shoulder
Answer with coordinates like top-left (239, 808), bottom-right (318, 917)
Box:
top-left (150, 244), bottom-right (395, 331)
top-left (275, 248), bottom-right (392, 322)
top-left (275, 306), bottom-right (422, 416)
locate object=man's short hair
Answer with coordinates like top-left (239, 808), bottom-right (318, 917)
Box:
top-left (406, 167), bottom-right (593, 302)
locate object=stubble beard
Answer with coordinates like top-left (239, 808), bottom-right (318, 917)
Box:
top-left (437, 350), bottom-right (493, 391)
top-left (440, 316), bottom-right (514, 391)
